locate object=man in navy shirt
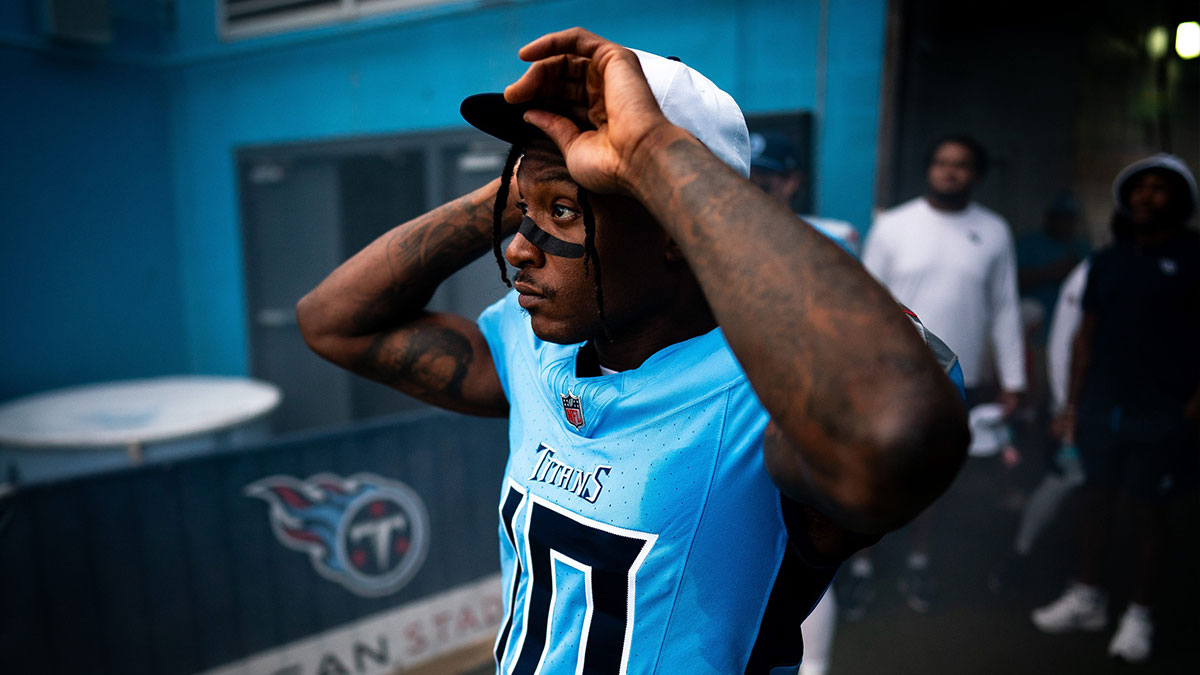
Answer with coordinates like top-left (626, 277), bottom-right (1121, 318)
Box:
top-left (1032, 154), bottom-right (1200, 664)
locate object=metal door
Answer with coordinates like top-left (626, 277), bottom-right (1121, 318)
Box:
top-left (238, 132), bottom-right (510, 433)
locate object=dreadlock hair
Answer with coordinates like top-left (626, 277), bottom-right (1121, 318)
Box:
top-left (576, 185), bottom-right (607, 332)
top-left (492, 143), bottom-right (523, 287)
top-left (491, 143), bottom-right (609, 338)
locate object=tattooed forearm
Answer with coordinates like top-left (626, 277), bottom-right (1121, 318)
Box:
top-left (297, 178), bottom-right (514, 416)
top-left (626, 136), bottom-right (967, 530)
top-left (641, 139), bottom-right (937, 431)
top-left (347, 189), bottom-right (502, 336)
top-left (357, 324), bottom-right (474, 400)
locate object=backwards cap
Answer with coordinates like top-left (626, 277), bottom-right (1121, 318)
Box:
top-left (461, 49), bottom-right (750, 178)
top-left (1112, 153), bottom-right (1198, 220)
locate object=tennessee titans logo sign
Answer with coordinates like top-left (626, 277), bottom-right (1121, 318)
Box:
top-left (245, 473), bottom-right (429, 597)
top-left (561, 390), bottom-right (584, 430)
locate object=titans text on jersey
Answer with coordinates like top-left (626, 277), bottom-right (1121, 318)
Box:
top-left (527, 443), bottom-right (611, 503)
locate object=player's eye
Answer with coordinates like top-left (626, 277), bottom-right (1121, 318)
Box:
top-left (551, 203), bottom-right (579, 220)
top-left (516, 201), bottom-right (529, 214)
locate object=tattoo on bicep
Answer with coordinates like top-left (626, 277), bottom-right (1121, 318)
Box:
top-left (358, 326), bottom-right (475, 400)
top-left (348, 198), bottom-right (495, 335)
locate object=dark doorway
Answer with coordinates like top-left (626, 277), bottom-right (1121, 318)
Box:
top-left (880, 0), bottom-right (1198, 239)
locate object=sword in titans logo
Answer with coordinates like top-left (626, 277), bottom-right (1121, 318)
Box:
top-left (245, 473), bottom-right (430, 597)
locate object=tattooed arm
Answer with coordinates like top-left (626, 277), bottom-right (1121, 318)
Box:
top-left (508, 29), bottom-right (968, 534)
top-left (296, 179), bottom-right (517, 417)
top-left (640, 140), bottom-right (967, 533)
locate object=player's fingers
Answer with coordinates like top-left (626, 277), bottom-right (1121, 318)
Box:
top-left (522, 110), bottom-right (583, 155)
top-left (505, 55), bottom-right (589, 103)
top-left (517, 27), bottom-right (607, 63)
top-left (586, 98), bottom-right (607, 132)
top-left (584, 47), bottom-right (661, 129)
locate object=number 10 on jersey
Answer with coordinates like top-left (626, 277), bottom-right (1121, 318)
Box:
top-left (495, 482), bottom-right (658, 675)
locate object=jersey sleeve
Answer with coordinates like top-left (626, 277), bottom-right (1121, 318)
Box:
top-left (903, 307), bottom-right (967, 402)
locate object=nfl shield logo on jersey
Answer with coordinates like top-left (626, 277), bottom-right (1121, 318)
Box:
top-left (561, 390), bottom-right (585, 430)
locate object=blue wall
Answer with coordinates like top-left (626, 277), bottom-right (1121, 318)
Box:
top-left (0, 4), bottom-right (184, 402)
top-left (1, 0), bottom-right (886, 399)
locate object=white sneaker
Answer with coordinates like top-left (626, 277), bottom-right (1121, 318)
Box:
top-left (1108, 605), bottom-right (1153, 663)
top-left (1031, 583), bottom-right (1108, 633)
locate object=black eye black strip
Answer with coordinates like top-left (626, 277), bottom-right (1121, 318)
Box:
top-left (518, 217), bottom-right (586, 258)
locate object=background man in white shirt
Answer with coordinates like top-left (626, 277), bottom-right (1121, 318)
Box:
top-left (841, 134), bottom-right (1025, 617)
top-left (863, 135), bottom-right (1026, 410)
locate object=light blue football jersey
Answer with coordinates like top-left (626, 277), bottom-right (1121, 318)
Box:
top-left (479, 291), bottom-right (842, 675)
top-left (477, 291), bottom-right (964, 675)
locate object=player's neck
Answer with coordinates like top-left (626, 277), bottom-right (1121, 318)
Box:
top-left (586, 298), bottom-right (717, 374)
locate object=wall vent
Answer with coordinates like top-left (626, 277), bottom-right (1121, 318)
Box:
top-left (220, 0), bottom-right (468, 41)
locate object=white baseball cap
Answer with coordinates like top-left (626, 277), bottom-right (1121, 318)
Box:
top-left (461, 49), bottom-right (750, 178)
top-left (1112, 153), bottom-right (1198, 220)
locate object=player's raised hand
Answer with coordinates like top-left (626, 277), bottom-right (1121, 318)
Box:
top-left (503, 27), bottom-right (683, 195)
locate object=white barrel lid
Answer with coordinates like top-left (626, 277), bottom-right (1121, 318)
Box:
top-left (0, 376), bottom-right (281, 448)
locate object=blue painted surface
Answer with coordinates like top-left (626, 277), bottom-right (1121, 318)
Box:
top-left (0, 1), bottom-right (31, 34)
top-left (2, 0), bottom-right (885, 399)
top-left (819, 0), bottom-right (887, 232)
top-left (0, 47), bottom-right (185, 401)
